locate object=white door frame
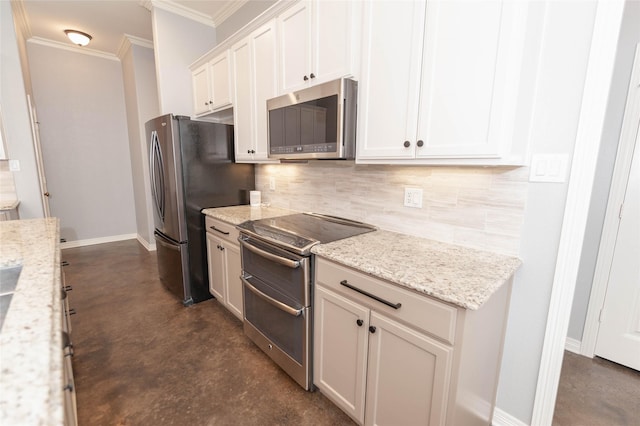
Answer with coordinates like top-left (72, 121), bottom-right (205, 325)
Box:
top-left (531, 1), bottom-right (626, 425)
top-left (581, 43), bottom-right (640, 358)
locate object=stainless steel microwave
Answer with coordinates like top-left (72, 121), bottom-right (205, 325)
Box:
top-left (266, 78), bottom-right (357, 160)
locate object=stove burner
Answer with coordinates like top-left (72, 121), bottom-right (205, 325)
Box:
top-left (237, 213), bottom-right (376, 255)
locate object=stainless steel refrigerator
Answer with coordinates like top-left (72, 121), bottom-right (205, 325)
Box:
top-left (146, 114), bottom-right (254, 305)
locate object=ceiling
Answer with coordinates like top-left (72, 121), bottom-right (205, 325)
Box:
top-left (16, 0), bottom-right (248, 57)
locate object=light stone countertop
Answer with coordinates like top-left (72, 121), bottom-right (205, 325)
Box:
top-left (202, 205), bottom-right (296, 225)
top-left (311, 230), bottom-right (522, 310)
top-left (0, 218), bottom-right (64, 425)
top-left (203, 205), bottom-right (521, 310)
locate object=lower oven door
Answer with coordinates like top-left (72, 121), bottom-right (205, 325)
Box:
top-left (241, 274), bottom-right (311, 390)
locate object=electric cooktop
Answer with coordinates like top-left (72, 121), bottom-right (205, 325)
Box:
top-left (236, 213), bottom-right (376, 255)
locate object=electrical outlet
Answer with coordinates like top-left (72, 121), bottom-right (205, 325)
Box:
top-left (8, 160), bottom-right (20, 172)
top-left (269, 177), bottom-right (276, 191)
top-left (404, 187), bottom-right (423, 208)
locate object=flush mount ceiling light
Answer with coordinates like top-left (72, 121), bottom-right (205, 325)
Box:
top-left (64, 29), bottom-right (92, 47)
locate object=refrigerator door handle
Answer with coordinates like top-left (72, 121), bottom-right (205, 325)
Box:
top-left (149, 131), bottom-right (165, 222)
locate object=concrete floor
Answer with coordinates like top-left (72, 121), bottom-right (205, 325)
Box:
top-left (63, 239), bottom-right (354, 425)
top-left (62, 238), bottom-right (640, 425)
top-left (553, 352), bottom-right (640, 426)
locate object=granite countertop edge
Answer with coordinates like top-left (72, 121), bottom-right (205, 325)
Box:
top-left (0, 218), bottom-right (64, 425)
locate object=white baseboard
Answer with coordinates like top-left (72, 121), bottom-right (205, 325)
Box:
top-left (61, 233), bottom-right (137, 249)
top-left (136, 234), bottom-right (156, 252)
top-left (564, 337), bottom-right (582, 354)
top-left (493, 407), bottom-right (529, 426)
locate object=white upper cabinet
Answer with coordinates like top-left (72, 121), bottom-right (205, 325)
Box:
top-left (191, 51), bottom-right (233, 116)
top-left (232, 21), bottom-right (278, 163)
top-left (357, 0), bottom-right (530, 165)
top-left (278, 0), bottom-right (361, 93)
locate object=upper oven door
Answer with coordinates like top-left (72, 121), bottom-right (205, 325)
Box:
top-left (239, 235), bottom-right (310, 306)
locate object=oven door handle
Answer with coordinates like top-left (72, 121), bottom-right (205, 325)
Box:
top-left (239, 239), bottom-right (301, 269)
top-left (242, 276), bottom-right (303, 317)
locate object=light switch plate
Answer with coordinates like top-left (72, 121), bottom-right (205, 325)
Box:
top-left (529, 154), bottom-right (569, 183)
top-left (269, 177), bottom-right (276, 191)
top-left (404, 187), bottom-right (423, 208)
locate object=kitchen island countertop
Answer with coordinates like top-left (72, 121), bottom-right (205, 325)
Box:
top-left (0, 218), bottom-right (64, 425)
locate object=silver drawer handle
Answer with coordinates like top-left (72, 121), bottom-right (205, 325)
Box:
top-left (239, 239), bottom-right (300, 269)
top-left (242, 276), bottom-right (303, 317)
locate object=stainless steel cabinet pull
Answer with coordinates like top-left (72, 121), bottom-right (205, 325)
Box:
top-left (242, 276), bottom-right (303, 317)
top-left (340, 280), bottom-right (402, 310)
top-left (240, 239), bottom-right (300, 269)
top-left (210, 225), bottom-right (230, 235)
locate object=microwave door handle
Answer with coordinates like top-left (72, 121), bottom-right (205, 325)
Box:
top-left (239, 239), bottom-right (300, 269)
top-left (241, 276), bottom-right (303, 317)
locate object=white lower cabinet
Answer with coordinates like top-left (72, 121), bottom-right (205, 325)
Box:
top-left (314, 286), bottom-right (451, 425)
top-left (205, 216), bottom-right (243, 320)
top-left (314, 257), bottom-right (512, 426)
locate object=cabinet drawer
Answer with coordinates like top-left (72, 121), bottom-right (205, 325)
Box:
top-left (315, 257), bottom-right (458, 345)
top-left (205, 216), bottom-right (239, 245)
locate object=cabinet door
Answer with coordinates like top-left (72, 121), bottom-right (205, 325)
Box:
top-left (365, 311), bottom-right (453, 426)
top-left (314, 286), bottom-right (369, 423)
top-left (206, 232), bottom-right (225, 300)
top-left (312, 0), bottom-right (360, 84)
top-left (231, 36), bottom-right (254, 161)
top-left (192, 63), bottom-right (211, 115)
top-left (251, 21), bottom-right (278, 161)
top-left (357, 0), bottom-right (426, 159)
top-left (416, 1), bottom-right (527, 158)
top-left (278, 1), bottom-right (312, 93)
top-left (223, 242), bottom-right (243, 320)
top-left (209, 51), bottom-right (232, 111)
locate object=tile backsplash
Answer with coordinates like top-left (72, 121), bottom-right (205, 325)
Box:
top-left (256, 162), bottom-right (529, 256)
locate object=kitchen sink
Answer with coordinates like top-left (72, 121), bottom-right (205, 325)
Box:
top-left (0, 265), bottom-right (22, 330)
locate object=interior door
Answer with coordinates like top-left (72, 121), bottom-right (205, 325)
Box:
top-left (594, 120), bottom-right (640, 371)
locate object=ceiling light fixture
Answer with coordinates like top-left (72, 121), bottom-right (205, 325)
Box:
top-left (64, 29), bottom-right (92, 47)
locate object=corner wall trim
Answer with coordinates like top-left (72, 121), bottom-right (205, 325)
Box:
top-left (531, 1), bottom-right (626, 424)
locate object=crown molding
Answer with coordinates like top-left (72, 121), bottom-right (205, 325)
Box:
top-left (211, 1), bottom-right (249, 27)
top-left (141, 0), bottom-right (217, 28)
top-left (10, 0), bottom-right (33, 40)
top-left (28, 37), bottom-right (120, 62)
top-left (117, 34), bottom-right (154, 59)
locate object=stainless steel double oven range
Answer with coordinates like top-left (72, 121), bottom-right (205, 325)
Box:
top-left (237, 213), bottom-right (376, 390)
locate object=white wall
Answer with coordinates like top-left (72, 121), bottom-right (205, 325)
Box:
top-left (27, 42), bottom-right (137, 242)
top-left (568, 0), bottom-right (640, 342)
top-left (151, 7), bottom-right (217, 116)
top-left (0, 1), bottom-right (44, 218)
top-left (120, 38), bottom-right (159, 249)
